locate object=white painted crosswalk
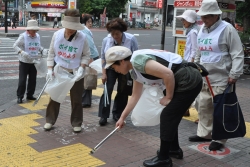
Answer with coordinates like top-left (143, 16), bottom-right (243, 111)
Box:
top-left (0, 38), bottom-right (44, 80)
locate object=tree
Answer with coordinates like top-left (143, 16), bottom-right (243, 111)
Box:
top-left (106, 0), bottom-right (128, 18)
top-left (236, 1), bottom-right (250, 33)
top-left (78, 0), bottom-right (93, 15)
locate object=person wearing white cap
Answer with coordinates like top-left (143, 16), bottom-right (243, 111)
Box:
top-left (44, 9), bottom-right (91, 132)
top-left (13, 20), bottom-right (46, 104)
top-left (105, 46), bottom-right (204, 167)
top-left (189, 0), bottom-right (244, 151)
top-left (176, 10), bottom-right (200, 117)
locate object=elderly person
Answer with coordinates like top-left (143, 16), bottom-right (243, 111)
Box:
top-left (106, 46), bottom-right (203, 167)
top-left (189, 0), bottom-right (244, 151)
top-left (44, 9), bottom-right (90, 132)
top-left (80, 14), bottom-right (99, 108)
top-left (176, 10), bottom-right (200, 118)
top-left (98, 18), bottom-right (138, 126)
top-left (13, 20), bottom-right (45, 104)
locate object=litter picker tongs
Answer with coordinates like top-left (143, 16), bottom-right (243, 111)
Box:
top-left (32, 78), bottom-right (51, 107)
top-left (90, 122), bottom-right (125, 154)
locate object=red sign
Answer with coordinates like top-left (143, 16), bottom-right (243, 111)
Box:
top-left (31, 1), bottom-right (68, 8)
top-left (158, 0), bottom-right (163, 9)
top-left (145, 0), bottom-right (157, 7)
top-left (174, 1), bottom-right (202, 7)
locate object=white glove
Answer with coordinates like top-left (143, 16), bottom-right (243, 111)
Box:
top-left (42, 49), bottom-right (49, 57)
top-left (32, 59), bottom-right (40, 64)
top-left (46, 68), bottom-right (54, 81)
top-left (74, 66), bottom-right (85, 82)
top-left (20, 51), bottom-right (29, 58)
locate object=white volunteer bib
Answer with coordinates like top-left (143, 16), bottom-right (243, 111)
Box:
top-left (54, 29), bottom-right (85, 69)
top-left (197, 21), bottom-right (229, 63)
top-left (131, 49), bottom-right (183, 89)
top-left (184, 29), bottom-right (198, 61)
top-left (24, 32), bottom-right (40, 57)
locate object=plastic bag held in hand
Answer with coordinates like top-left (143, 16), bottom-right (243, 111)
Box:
top-left (46, 68), bottom-right (54, 81)
top-left (74, 66), bottom-right (85, 82)
top-left (42, 49), bottom-right (49, 57)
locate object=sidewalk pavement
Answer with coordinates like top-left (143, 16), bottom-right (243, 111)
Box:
top-left (0, 75), bottom-right (250, 166)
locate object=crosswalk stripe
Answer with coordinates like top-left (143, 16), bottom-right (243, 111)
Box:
top-left (0, 52), bottom-right (17, 55)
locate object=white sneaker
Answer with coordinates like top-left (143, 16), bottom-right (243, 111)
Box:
top-left (44, 123), bottom-right (52, 130)
top-left (73, 127), bottom-right (82, 132)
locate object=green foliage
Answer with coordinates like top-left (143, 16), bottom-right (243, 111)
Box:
top-left (78, 0), bottom-right (129, 19)
top-left (236, 1), bottom-right (250, 23)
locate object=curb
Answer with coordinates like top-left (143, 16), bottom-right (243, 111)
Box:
top-left (0, 33), bottom-right (19, 37)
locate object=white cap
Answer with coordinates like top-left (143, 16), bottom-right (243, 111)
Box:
top-left (197, 0), bottom-right (222, 16)
top-left (176, 10), bottom-right (197, 23)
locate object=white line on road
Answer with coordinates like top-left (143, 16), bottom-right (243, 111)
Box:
top-left (42, 36), bottom-right (51, 37)
top-left (0, 55), bottom-right (18, 58)
top-left (0, 52), bottom-right (17, 55)
top-left (0, 59), bottom-right (18, 62)
top-left (0, 47), bottom-right (13, 49)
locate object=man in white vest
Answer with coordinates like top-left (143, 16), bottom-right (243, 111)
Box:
top-left (189, 0), bottom-right (244, 151)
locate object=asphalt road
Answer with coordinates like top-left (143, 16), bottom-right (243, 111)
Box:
top-left (0, 28), bottom-right (175, 108)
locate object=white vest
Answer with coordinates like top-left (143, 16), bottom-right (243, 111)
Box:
top-left (131, 49), bottom-right (183, 90)
top-left (184, 28), bottom-right (198, 62)
top-left (104, 32), bottom-right (134, 53)
top-left (54, 29), bottom-right (85, 69)
top-left (24, 32), bottom-right (40, 57)
top-left (197, 21), bottom-right (229, 64)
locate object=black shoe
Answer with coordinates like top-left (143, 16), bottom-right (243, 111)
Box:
top-left (113, 115), bottom-right (120, 122)
top-left (17, 98), bottom-right (23, 104)
top-left (143, 156), bottom-right (172, 167)
top-left (157, 148), bottom-right (183, 159)
top-left (99, 118), bottom-right (107, 126)
top-left (189, 135), bottom-right (212, 142)
top-left (26, 96), bottom-right (37, 100)
top-left (82, 104), bottom-right (91, 108)
top-left (209, 141), bottom-right (223, 151)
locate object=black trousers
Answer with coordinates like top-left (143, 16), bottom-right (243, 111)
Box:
top-left (160, 81), bottom-right (203, 143)
top-left (82, 89), bottom-right (92, 106)
top-left (98, 69), bottom-right (128, 118)
top-left (17, 61), bottom-right (37, 98)
top-left (12, 22), bottom-right (16, 28)
top-left (53, 21), bottom-right (58, 28)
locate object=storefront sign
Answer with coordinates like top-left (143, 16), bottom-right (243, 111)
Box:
top-left (145, 1), bottom-right (157, 8)
top-left (176, 39), bottom-right (186, 58)
top-left (31, 0), bottom-right (67, 8)
top-left (157, 0), bottom-right (163, 9)
top-left (174, 0), bottom-right (202, 7)
top-left (218, 2), bottom-right (236, 10)
top-left (47, 13), bottom-right (61, 17)
top-left (69, 0), bottom-right (76, 9)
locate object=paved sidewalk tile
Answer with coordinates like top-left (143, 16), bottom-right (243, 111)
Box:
top-left (0, 76), bottom-right (250, 166)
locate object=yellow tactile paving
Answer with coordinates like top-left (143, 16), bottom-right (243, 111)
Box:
top-left (183, 108), bottom-right (250, 138)
top-left (19, 94), bottom-right (50, 111)
top-left (0, 114), bottom-right (105, 166)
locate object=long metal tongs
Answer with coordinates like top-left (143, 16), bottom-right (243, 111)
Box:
top-left (32, 78), bottom-right (51, 107)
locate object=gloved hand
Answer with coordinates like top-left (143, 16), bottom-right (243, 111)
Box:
top-left (42, 49), bottom-right (49, 57)
top-left (32, 59), bottom-right (40, 64)
top-left (46, 68), bottom-right (54, 81)
top-left (20, 51), bottom-right (29, 59)
top-left (74, 66), bottom-right (85, 82)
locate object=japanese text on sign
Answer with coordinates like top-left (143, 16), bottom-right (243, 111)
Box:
top-left (177, 40), bottom-right (186, 58)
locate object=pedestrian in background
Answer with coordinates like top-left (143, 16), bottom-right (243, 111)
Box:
top-left (105, 46), bottom-right (203, 167)
top-left (53, 16), bottom-right (58, 28)
top-left (13, 20), bottom-right (45, 104)
top-left (12, 16), bottom-right (17, 29)
top-left (98, 18), bottom-right (138, 126)
top-left (80, 13), bottom-right (99, 108)
top-left (189, 0), bottom-right (244, 151)
top-left (176, 10), bottom-right (200, 118)
top-left (44, 9), bottom-right (90, 132)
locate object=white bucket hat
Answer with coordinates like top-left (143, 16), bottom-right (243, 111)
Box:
top-left (61, 16), bottom-right (84, 30)
top-left (197, 0), bottom-right (222, 16)
top-left (26, 20), bottom-right (40, 30)
top-left (176, 10), bottom-right (197, 23)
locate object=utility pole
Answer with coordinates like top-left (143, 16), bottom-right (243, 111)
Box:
top-left (160, 0), bottom-right (168, 50)
top-left (4, 0), bottom-right (8, 33)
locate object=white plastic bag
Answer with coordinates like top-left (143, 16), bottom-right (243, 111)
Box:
top-left (89, 58), bottom-right (102, 73)
top-left (131, 86), bottom-right (165, 126)
top-left (34, 58), bottom-right (48, 77)
top-left (44, 66), bottom-right (75, 103)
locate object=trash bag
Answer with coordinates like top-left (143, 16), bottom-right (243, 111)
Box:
top-left (84, 67), bottom-right (97, 90)
top-left (34, 58), bottom-right (48, 77)
top-left (131, 86), bottom-right (165, 126)
top-left (89, 58), bottom-right (102, 73)
top-left (44, 66), bottom-right (75, 103)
